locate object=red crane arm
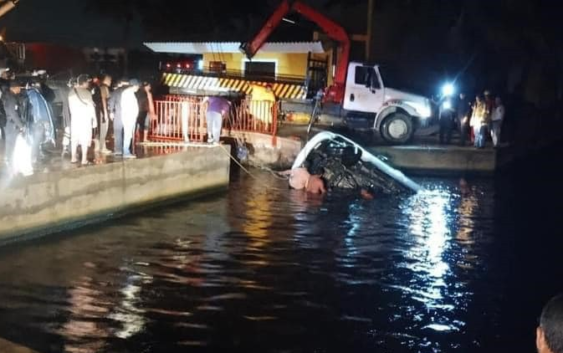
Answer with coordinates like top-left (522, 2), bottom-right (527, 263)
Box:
top-left (291, 1), bottom-right (350, 88)
top-left (240, 0), bottom-right (291, 60)
top-left (240, 0), bottom-right (350, 92)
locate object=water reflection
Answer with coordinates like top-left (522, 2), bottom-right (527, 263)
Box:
top-left (399, 187), bottom-right (458, 332)
top-left (110, 268), bottom-right (152, 339)
top-left (0, 172), bottom-right (507, 353)
top-left (60, 275), bottom-right (109, 353)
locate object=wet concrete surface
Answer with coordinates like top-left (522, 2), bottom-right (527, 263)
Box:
top-left (0, 140), bottom-right (220, 180)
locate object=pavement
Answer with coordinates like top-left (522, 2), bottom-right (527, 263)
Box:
top-left (277, 123), bottom-right (498, 150)
top-left (0, 136), bottom-right (214, 180)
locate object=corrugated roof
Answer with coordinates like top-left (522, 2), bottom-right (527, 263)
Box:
top-left (144, 41), bottom-right (325, 54)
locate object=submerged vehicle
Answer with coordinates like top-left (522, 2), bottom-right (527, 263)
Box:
top-left (292, 132), bottom-right (421, 195)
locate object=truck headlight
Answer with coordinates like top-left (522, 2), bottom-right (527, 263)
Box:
top-left (442, 83), bottom-right (455, 97)
top-left (420, 107), bottom-right (432, 118)
top-left (442, 100), bottom-right (452, 110)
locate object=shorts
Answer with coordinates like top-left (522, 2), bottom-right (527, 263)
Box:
top-left (137, 112), bottom-right (150, 131)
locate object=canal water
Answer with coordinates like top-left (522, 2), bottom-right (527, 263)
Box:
top-left (0, 153), bottom-right (561, 353)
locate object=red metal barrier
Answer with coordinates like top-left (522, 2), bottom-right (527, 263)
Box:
top-left (152, 96), bottom-right (206, 142)
top-left (150, 96), bottom-right (278, 144)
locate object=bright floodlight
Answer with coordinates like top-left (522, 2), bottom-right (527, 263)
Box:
top-left (442, 100), bottom-right (452, 110)
top-left (442, 83), bottom-right (454, 97)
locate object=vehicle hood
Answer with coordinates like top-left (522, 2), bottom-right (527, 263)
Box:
top-left (384, 87), bottom-right (429, 105)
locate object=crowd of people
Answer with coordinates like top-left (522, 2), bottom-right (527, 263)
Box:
top-left (0, 72), bottom-right (158, 173)
top-left (61, 74), bottom-right (157, 165)
top-left (439, 90), bottom-right (505, 148)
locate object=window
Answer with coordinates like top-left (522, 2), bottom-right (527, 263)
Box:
top-left (354, 66), bottom-right (379, 89)
top-left (244, 61), bottom-right (276, 79)
top-left (209, 61), bottom-right (226, 72)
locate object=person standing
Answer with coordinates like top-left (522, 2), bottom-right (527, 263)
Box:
top-left (439, 98), bottom-right (455, 145)
top-left (135, 82), bottom-right (155, 143)
top-left (490, 97), bottom-right (505, 148)
top-left (456, 93), bottom-right (472, 146)
top-left (108, 79), bottom-right (127, 156)
top-left (1, 81), bottom-right (24, 168)
top-left (120, 79), bottom-right (140, 158)
top-left (94, 74), bottom-right (112, 154)
top-left (471, 95), bottom-right (489, 148)
top-left (68, 75), bottom-right (97, 165)
top-left (59, 78), bottom-right (73, 157)
top-left (202, 95), bottom-right (230, 144)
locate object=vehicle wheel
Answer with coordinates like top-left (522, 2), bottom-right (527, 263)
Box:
top-left (380, 113), bottom-right (414, 144)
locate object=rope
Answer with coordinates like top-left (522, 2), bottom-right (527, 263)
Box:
top-left (217, 144), bottom-right (290, 191)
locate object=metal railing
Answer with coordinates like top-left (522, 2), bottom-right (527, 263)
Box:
top-left (152, 96), bottom-right (207, 142)
top-left (150, 96), bottom-right (278, 144)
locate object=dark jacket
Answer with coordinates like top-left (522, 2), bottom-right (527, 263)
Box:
top-left (108, 87), bottom-right (126, 122)
top-left (2, 90), bottom-right (24, 132)
top-left (456, 97), bottom-right (471, 122)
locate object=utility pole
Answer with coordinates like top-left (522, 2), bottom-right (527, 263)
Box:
top-left (366, 0), bottom-right (374, 61)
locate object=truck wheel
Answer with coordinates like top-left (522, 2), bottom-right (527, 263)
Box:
top-left (380, 113), bottom-right (414, 144)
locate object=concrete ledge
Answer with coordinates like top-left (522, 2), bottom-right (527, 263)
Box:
top-left (0, 146), bottom-right (231, 244)
top-left (226, 131), bottom-right (303, 169)
top-left (368, 145), bottom-right (497, 175)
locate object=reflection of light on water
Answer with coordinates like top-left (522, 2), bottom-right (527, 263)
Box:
top-left (343, 203), bottom-right (362, 257)
top-left (401, 189), bottom-right (457, 331)
top-left (242, 187), bottom-right (273, 249)
top-left (60, 276), bottom-right (109, 353)
top-left (110, 270), bottom-right (153, 339)
top-left (406, 190), bottom-right (451, 285)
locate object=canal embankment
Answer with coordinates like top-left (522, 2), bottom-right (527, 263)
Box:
top-left (0, 146), bottom-right (231, 244)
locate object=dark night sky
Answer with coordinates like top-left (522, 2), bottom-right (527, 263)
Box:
top-left (0, 0), bottom-right (345, 47)
top-left (1, 0), bottom-right (144, 47)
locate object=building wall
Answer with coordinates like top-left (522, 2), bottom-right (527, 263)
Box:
top-left (203, 52), bottom-right (320, 79)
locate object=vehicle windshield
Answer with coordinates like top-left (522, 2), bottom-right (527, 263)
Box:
top-left (379, 66), bottom-right (430, 95)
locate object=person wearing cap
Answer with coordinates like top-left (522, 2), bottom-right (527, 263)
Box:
top-left (1, 80), bottom-right (25, 167)
top-left (68, 74), bottom-right (97, 165)
top-left (537, 294), bottom-right (563, 353)
top-left (119, 79), bottom-right (140, 158)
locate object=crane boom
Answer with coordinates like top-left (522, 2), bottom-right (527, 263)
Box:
top-left (240, 0), bottom-right (350, 103)
top-left (0, 0), bottom-right (19, 19)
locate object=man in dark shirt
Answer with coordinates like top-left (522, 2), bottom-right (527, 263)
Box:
top-left (456, 93), bottom-right (472, 146)
top-left (2, 81), bottom-right (24, 166)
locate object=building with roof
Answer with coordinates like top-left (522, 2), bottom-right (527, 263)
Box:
top-left (144, 41), bottom-right (332, 91)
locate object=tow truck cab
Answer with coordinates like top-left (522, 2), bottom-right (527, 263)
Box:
top-left (343, 62), bottom-right (433, 144)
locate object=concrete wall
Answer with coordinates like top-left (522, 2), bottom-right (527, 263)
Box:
top-left (203, 52), bottom-right (316, 78)
top-left (0, 147), bottom-right (231, 243)
top-left (227, 132), bottom-right (303, 169)
top-left (368, 145), bottom-right (497, 175)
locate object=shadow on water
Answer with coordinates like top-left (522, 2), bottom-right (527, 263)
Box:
top-left (0, 147), bottom-right (562, 352)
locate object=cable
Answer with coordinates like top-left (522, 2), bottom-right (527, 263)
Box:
top-left (218, 144), bottom-right (288, 189)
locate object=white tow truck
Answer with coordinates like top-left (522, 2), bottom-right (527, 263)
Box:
top-left (241, 0), bottom-right (433, 144)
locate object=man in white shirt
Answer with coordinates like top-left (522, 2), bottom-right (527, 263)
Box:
top-left (120, 79), bottom-right (140, 159)
top-left (68, 75), bottom-right (97, 165)
top-left (490, 97), bottom-right (505, 148)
